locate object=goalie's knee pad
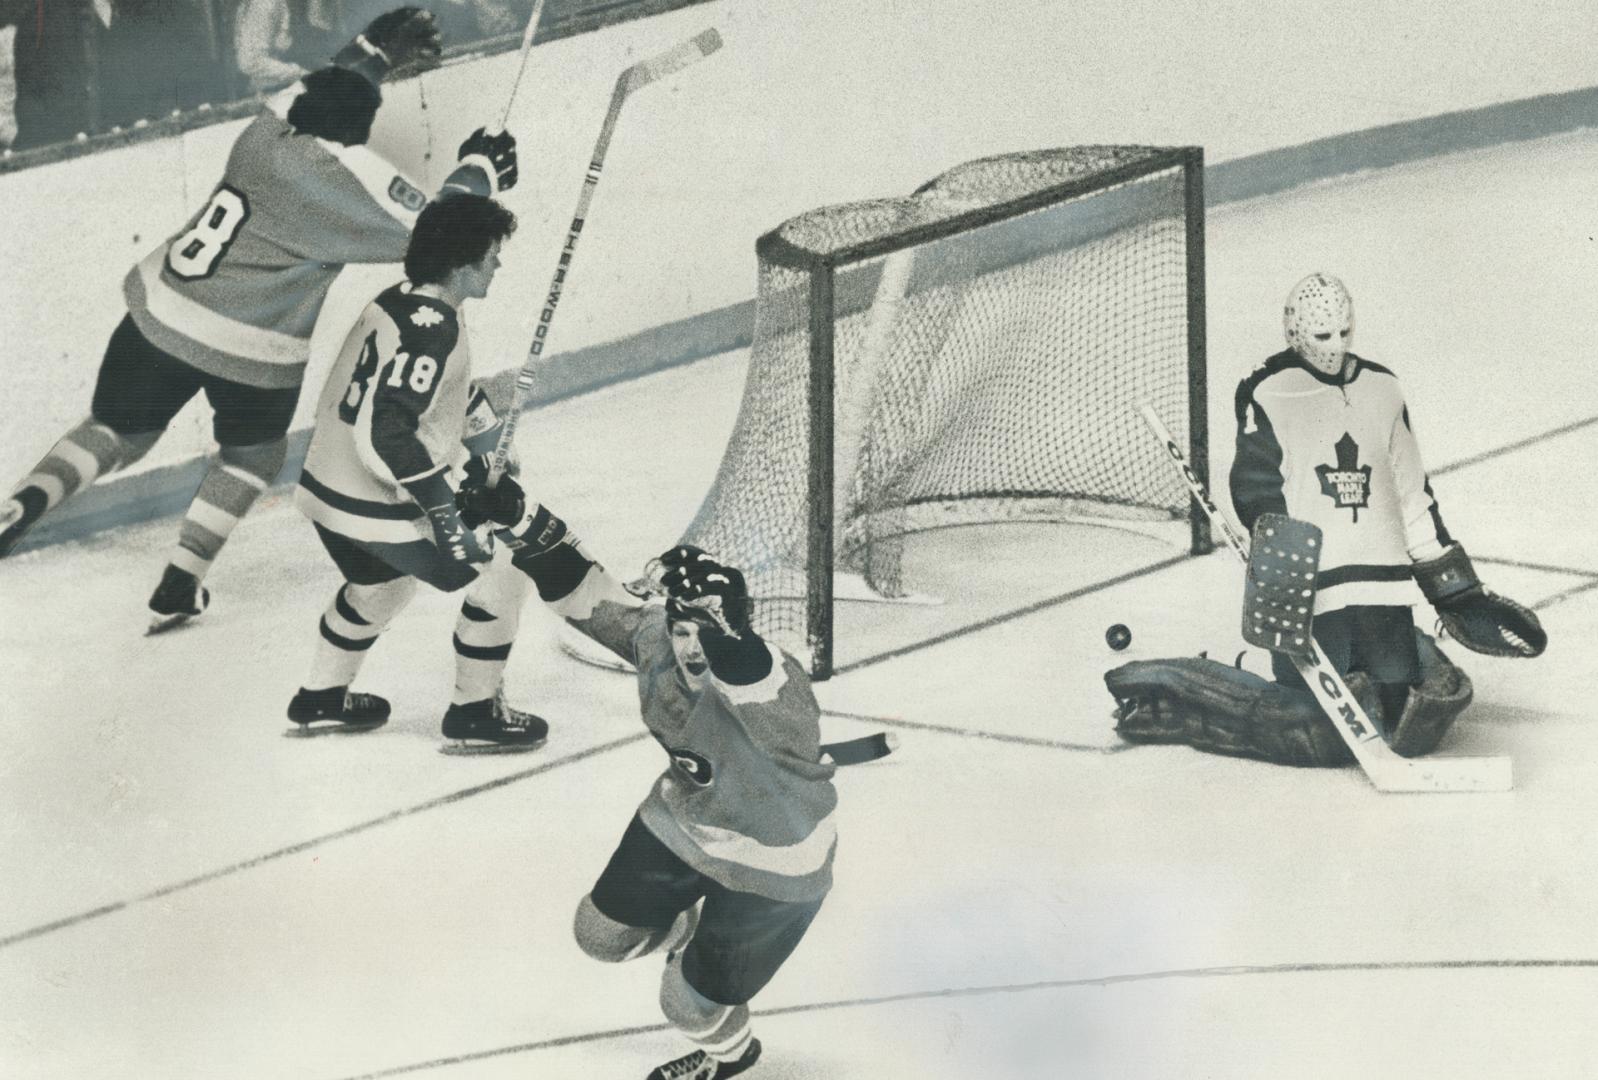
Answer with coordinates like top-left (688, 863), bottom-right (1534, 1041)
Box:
top-left (573, 894), bottom-right (655, 963)
top-left (1105, 656), bottom-right (1356, 768)
top-left (1388, 631), bottom-right (1474, 758)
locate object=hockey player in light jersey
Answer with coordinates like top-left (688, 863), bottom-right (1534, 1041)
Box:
top-left (1107, 273), bottom-right (1544, 765)
top-left (0, 7), bottom-right (519, 634)
top-left (289, 192), bottom-right (556, 749)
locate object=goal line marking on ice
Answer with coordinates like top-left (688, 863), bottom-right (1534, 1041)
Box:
top-left (829, 552), bottom-right (1193, 678)
top-left (820, 708), bottom-right (1133, 755)
top-left (0, 731), bottom-right (652, 952)
top-left (322, 956), bottom-right (1598, 1080)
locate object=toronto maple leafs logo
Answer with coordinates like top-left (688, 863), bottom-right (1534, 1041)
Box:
top-left (410, 305), bottom-right (443, 328)
top-left (1315, 432), bottom-right (1372, 521)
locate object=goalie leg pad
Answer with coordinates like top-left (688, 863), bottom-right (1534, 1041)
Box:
top-left (1388, 631), bottom-right (1474, 758)
top-left (1242, 513), bottom-right (1322, 658)
top-left (1106, 657), bottom-right (1357, 768)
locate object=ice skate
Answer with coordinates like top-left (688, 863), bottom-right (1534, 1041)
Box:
top-left (146, 564), bottom-right (210, 635)
top-left (285, 686), bottom-right (391, 736)
top-left (0, 488), bottom-right (46, 558)
top-left (646, 1037), bottom-right (761, 1080)
top-left (439, 691), bottom-right (548, 755)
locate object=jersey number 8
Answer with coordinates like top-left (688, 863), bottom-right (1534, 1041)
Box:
top-left (167, 186), bottom-right (250, 280)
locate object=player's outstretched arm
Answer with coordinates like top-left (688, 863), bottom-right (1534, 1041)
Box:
top-left (658, 546), bottom-right (773, 686)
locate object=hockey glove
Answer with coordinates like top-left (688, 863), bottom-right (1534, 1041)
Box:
top-left (334, 6), bottom-right (442, 84)
top-left (657, 546), bottom-right (753, 637)
top-left (1414, 544), bottom-right (1546, 658)
top-left (456, 471), bottom-right (526, 530)
top-left (457, 127), bottom-right (519, 193)
top-left (406, 472), bottom-right (492, 566)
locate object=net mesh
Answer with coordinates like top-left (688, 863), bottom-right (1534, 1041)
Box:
top-left (681, 147), bottom-right (1199, 663)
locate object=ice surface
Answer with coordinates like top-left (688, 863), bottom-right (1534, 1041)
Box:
top-left (2, 107), bottom-right (1596, 1080)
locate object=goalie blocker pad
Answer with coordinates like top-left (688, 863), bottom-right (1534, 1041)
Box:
top-left (1413, 544), bottom-right (1547, 659)
top-left (1242, 513), bottom-right (1321, 658)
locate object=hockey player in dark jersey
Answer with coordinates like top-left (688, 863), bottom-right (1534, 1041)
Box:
top-left (567, 546), bottom-right (835, 1080)
top-left (442, 478), bottom-right (837, 1077)
top-left (1107, 273), bottom-right (1544, 765)
top-left (0, 7), bottom-right (520, 635)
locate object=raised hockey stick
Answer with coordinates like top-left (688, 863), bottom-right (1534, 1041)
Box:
top-left (1137, 403), bottom-right (1512, 794)
top-left (484, 27), bottom-right (724, 486)
top-left (495, 0), bottom-right (548, 133)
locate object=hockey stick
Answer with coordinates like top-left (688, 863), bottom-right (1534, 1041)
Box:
top-left (484, 27), bottom-right (724, 486)
top-left (495, 0), bottom-right (548, 133)
top-left (821, 732), bottom-right (898, 767)
top-left (1137, 404), bottom-right (1512, 794)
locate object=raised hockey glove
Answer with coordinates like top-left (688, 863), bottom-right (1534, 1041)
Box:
top-left (333, 6), bottom-right (442, 85)
top-left (456, 471), bottom-right (525, 530)
top-left (657, 546), bottom-right (753, 638)
top-left (1414, 544), bottom-right (1546, 658)
top-left (406, 472), bottom-right (492, 566)
top-left (457, 127), bottom-right (519, 193)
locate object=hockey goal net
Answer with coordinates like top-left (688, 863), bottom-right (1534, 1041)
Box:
top-left (681, 145), bottom-right (1210, 678)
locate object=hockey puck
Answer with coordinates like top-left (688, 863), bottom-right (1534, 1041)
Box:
top-left (1105, 623), bottom-right (1132, 651)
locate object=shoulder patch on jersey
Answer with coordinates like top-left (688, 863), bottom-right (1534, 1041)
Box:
top-left (387, 175), bottom-right (427, 213)
top-left (410, 305), bottom-right (445, 328)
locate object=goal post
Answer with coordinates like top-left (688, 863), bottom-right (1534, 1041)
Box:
top-left (682, 145), bottom-right (1210, 678)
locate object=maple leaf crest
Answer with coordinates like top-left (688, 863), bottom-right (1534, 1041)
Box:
top-left (1314, 432), bottom-right (1372, 522)
top-left (410, 305), bottom-right (444, 328)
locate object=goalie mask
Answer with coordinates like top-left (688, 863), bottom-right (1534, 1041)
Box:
top-left (1283, 273), bottom-right (1354, 376)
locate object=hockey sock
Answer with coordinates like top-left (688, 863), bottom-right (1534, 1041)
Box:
top-left (305, 579), bottom-right (418, 690)
top-left (169, 438), bottom-right (285, 580)
top-left (10, 417), bottom-right (132, 512)
top-left (452, 563), bottom-right (530, 706)
top-left (660, 955), bottom-right (754, 1063)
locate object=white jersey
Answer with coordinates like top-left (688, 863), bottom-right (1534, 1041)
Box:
top-left (295, 283), bottom-right (481, 544)
top-left (1229, 350), bottom-right (1453, 615)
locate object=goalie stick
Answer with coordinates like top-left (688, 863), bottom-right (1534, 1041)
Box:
top-left (484, 27), bottom-right (724, 487)
top-left (1137, 403), bottom-right (1512, 794)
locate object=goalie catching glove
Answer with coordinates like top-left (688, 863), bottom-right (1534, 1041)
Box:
top-left (334, 6), bottom-right (443, 84)
top-left (1414, 544), bottom-right (1546, 658)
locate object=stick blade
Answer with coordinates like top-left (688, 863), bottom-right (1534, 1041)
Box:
top-left (1370, 754), bottom-right (1513, 794)
top-left (624, 27), bottom-right (723, 92)
top-left (822, 732), bottom-right (898, 767)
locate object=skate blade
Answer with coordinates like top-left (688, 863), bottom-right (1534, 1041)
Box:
top-left (283, 720), bottom-right (388, 738)
top-left (438, 736), bottom-right (548, 756)
top-left (146, 611), bottom-right (202, 636)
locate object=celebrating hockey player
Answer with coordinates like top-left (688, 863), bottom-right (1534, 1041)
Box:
top-left (524, 544), bottom-right (834, 1080)
top-left (0, 7), bottom-right (520, 635)
top-left (1107, 272), bottom-right (1545, 766)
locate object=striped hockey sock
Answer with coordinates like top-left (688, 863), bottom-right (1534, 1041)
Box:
top-left (169, 439), bottom-right (285, 581)
top-left (10, 417), bottom-right (128, 511)
top-left (305, 579), bottom-right (417, 690)
top-left (452, 564), bottom-right (530, 706)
